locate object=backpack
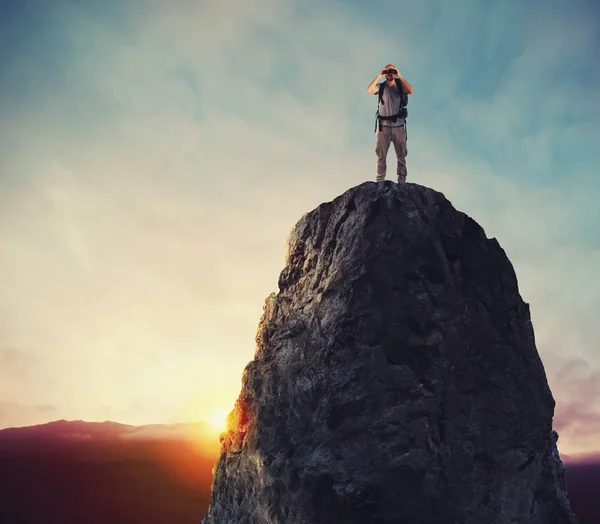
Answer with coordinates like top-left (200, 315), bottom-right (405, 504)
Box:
top-left (375, 78), bottom-right (408, 132)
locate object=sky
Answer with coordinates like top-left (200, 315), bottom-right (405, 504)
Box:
top-left (0, 0), bottom-right (599, 456)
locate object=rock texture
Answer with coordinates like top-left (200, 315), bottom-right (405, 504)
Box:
top-left (202, 181), bottom-right (578, 524)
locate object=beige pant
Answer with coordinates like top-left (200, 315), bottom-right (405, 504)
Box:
top-left (375, 124), bottom-right (407, 183)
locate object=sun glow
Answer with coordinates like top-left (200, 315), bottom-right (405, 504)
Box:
top-left (207, 409), bottom-right (230, 433)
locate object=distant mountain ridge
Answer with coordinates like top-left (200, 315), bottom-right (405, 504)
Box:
top-left (0, 419), bottom-right (218, 524)
top-left (0, 418), bottom-right (215, 454)
top-left (0, 418), bottom-right (210, 439)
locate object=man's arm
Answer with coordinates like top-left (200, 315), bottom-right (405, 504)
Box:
top-left (396, 74), bottom-right (414, 94)
top-left (367, 69), bottom-right (385, 94)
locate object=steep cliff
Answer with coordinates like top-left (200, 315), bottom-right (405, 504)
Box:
top-left (202, 181), bottom-right (578, 524)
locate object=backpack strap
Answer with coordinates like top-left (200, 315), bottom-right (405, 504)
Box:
top-left (394, 78), bottom-right (408, 108)
top-left (378, 81), bottom-right (386, 106)
top-left (374, 82), bottom-right (385, 132)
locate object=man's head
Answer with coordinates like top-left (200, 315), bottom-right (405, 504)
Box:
top-left (383, 64), bottom-right (398, 81)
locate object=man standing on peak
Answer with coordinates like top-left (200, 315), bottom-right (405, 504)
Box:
top-left (366, 64), bottom-right (413, 183)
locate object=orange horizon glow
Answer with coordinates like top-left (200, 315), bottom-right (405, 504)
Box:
top-left (206, 409), bottom-right (230, 434)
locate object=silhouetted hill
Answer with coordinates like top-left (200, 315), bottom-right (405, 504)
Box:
top-left (0, 419), bottom-right (220, 524)
top-left (563, 456), bottom-right (600, 524)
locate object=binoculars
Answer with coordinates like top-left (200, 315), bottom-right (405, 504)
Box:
top-left (383, 69), bottom-right (398, 75)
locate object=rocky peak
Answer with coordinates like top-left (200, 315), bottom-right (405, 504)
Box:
top-left (202, 181), bottom-right (578, 524)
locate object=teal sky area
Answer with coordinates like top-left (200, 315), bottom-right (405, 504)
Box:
top-left (0, 0), bottom-right (599, 456)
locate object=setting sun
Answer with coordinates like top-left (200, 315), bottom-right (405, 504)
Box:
top-left (207, 409), bottom-right (230, 433)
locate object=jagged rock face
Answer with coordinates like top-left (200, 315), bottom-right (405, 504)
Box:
top-left (202, 181), bottom-right (578, 524)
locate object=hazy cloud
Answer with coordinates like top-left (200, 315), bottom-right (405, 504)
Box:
top-left (551, 359), bottom-right (600, 454)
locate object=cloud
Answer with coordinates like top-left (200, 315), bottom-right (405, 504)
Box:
top-left (550, 359), bottom-right (600, 454)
